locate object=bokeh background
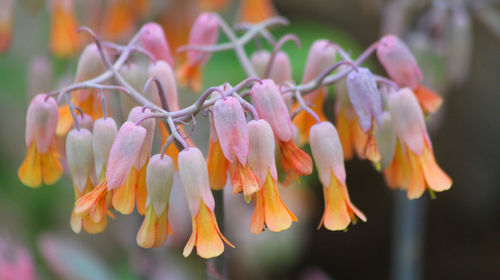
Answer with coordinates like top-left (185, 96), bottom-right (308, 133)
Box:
top-left (0, 0), bottom-right (499, 279)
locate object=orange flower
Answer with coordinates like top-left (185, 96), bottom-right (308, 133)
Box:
top-left (18, 95), bottom-right (63, 188)
top-left (237, 0), bottom-right (275, 23)
top-left (0, 0), bottom-right (14, 53)
top-left (197, 0), bottom-right (231, 11)
top-left (310, 122), bottom-right (366, 231)
top-left (386, 88), bottom-right (452, 199)
top-left (101, 0), bottom-right (135, 41)
top-left (49, 0), bottom-right (80, 58)
top-left (207, 116), bottom-right (229, 190)
top-left (179, 148), bottom-right (234, 259)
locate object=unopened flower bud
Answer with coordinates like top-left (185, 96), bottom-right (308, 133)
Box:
top-left (377, 34), bottom-right (422, 90)
top-left (303, 40), bottom-right (336, 83)
top-left (127, 107), bottom-right (155, 169)
top-left (146, 154), bottom-right (174, 216)
top-left (213, 97), bottom-right (249, 164)
top-left (66, 128), bottom-right (95, 192)
top-left (186, 12), bottom-right (219, 66)
top-left (250, 50), bottom-right (271, 78)
top-left (251, 79), bottom-right (293, 142)
top-left (77, 113), bottom-right (94, 131)
top-left (26, 94), bottom-right (58, 154)
top-left (346, 67), bottom-right (383, 131)
top-left (106, 121), bottom-right (147, 190)
top-left (148, 61), bottom-right (179, 111)
top-left (74, 44), bottom-right (106, 102)
top-left (178, 148), bottom-right (215, 215)
top-left (309, 122), bottom-right (345, 186)
top-left (250, 51), bottom-right (292, 84)
top-left (387, 88), bottom-right (427, 154)
top-left (93, 117), bottom-right (117, 178)
top-left (140, 22), bottom-right (175, 67)
top-left (247, 120), bottom-right (277, 184)
top-left (119, 62), bottom-right (150, 115)
top-left (374, 112), bottom-right (397, 170)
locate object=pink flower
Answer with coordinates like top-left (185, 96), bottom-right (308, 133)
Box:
top-left (140, 22), bottom-right (175, 67)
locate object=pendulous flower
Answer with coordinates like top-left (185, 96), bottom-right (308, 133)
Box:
top-left (179, 147), bottom-right (234, 259)
top-left (49, 0), bottom-right (80, 57)
top-left (140, 22), bottom-right (175, 67)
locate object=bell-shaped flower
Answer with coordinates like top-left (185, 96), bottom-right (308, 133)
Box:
top-left (18, 94), bottom-right (63, 188)
top-left (207, 103), bottom-right (229, 190)
top-left (57, 44), bottom-right (107, 136)
top-left (250, 50), bottom-right (292, 85)
top-left (137, 154), bottom-right (174, 248)
top-left (75, 121), bottom-right (146, 224)
top-left (111, 107), bottom-right (155, 215)
top-left (0, 0), bottom-right (14, 53)
top-left (247, 120), bottom-right (297, 234)
top-left (374, 112), bottom-right (397, 170)
top-left (179, 147), bottom-right (234, 259)
top-left (49, 0), bottom-right (79, 58)
top-left (385, 88), bottom-right (452, 199)
top-left (377, 34), bottom-right (442, 114)
top-left (213, 97), bottom-right (260, 196)
top-left (93, 117), bottom-right (118, 180)
top-left (140, 22), bottom-right (175, 67)
top-left (293, 40), bottom-right (335, 144)
top-left (251, 79), bottom-right (312, 180)
top-left (237, 0), bottom-right (276, 23)
top-left (334, 67), bottom-right (358, 160)
top-left (101, 0), bottom-right (135, 41)
top-left (178, 12), bottom-right (219, 92)
top-left (66, 128), bottom-right (108, 234)
top-left (345, 67), bottom-right (383, 163)
top-left (310, 122), bottom-right (366, 231)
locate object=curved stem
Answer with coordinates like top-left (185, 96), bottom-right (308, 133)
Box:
top-left (264, 34), bottom-right (301, 78)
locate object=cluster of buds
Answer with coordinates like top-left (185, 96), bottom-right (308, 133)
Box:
top-left (18, 11), bottom-right (452, 260)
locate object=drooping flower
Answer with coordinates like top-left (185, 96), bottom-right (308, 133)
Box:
top-left (334, 68), bottom-right (358, 160)
top-left (111, 107), bottom-right (155, 215)
top-left (213, 97), bottom-right (260, 196)
top-left (250, 50), bottom-right (292, 85)
top-left (119, 62), bottom-right (150, 116)
top-left (18, 94), bottom-right (63, 188)
top-left (206, 101), bottom-right (230, 190)
top-left (345, 67), bottom-right (383, 163)
top-left (57, 44), bottom-right (107, 136)
top-left (237, 0), bottom-right (276, 23)
top-left (49, 0), bottom-right (80, 58)
top-left (101, 0), bottom-right (135, 41)
top-left (251, 79), bottom-right (312, 181)
top-left (137, 154), bottom-right (174, 248)
top-left (374, 112), bottom-right (397, 171)
top-left (93, 117), bottom-right (118, 180)
top-left (293, 40), bottom-right (335, 144)
top-left (66, 128), bottom-right (108, 234)
top-left (310, 122), bottom-right (366, 231)
top-left (179, 147), bottom-right (234, 259)
top-left (247, 120), bottom-right (297, 234)
top-left (377, 34), bottom-right (442, 114)
top-left (385, 88), bottom-right (452, 199)
top-left (177, 12), bottom-right (219, 93)
top-left (140, 22), bottom-right (175, 67)
top-left (75, 121), bottom-right (146, 222)
top-left (0, 0), bottom-right (14, 54)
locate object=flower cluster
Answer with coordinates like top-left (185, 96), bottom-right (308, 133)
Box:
top-left (18, 11), bottom-right (451, 259)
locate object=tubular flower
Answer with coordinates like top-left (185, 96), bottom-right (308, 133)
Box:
top-left (251, 79), bottom-right (312, 180)
top-left (57, 44), bottom-right (107, 136)
top-left (334, 69), bottom-right (357, 160)
top-left (386, 88), bottom-right (452, 199)
top-left (345, 67), bottom-right (383, 163)
top-left (213, 97), bottom-right (260, 196)
top-left (0, 0), bottom-right (14, 53)
top-left (75, 121), bottom-right (146, 222)
top-left (250, 50), bottom-right (292, 85)
top-left (66, 128), bottom-right (107, 234)
top-left (377, 34), bottom-right (442, 114)
top-left (310, 122), bottom-right (366, 231)
top-left (140, 22), bottom-right (175, 67)
top-left (177, 12), bottom-right (219, 93)
top-left (374, 112), bottom-right (397, 171)
top-left (112, 107), bottom-right (155, 215)
top-left (137, 154), bottom-right (174, 248)
top-left (179, 148), bottom-right (234, 259)
top-left (293, 40), bottom-right (335, 144)
top-left (93, 117), bottom-right (118, 180)
top-left (247, 120), bottom-right (297, 234)
top-left (101, 0), bottom-right (135, 41)
top-left (237, 0), bottom-right (276, 23)
top-left (207, 107), bottom-right (229, 190)
top-left (49, 0), bottom-right (80, 58)
top-left (18, 94), bottom-right (63, 188)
